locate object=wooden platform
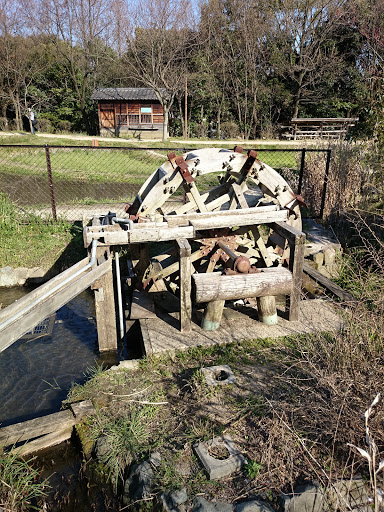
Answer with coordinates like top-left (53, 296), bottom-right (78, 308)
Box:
top-left (139, 299), bottom-right (343, 355)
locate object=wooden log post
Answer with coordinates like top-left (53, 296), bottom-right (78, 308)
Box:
top-left (177, 238), bottom-right (192, 332)
top-left (201, 299), bottom-right (225, 331)
top-left (92, 247), bottom-right (118, 352)
top-left (256, 296), bottom-right (278, 325)
top-left (193, 268), bottom-right (293, 303)
top-left (271, 222), bottom-right (306, 321)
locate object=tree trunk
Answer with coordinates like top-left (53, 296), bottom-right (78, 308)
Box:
top-left (177, 96), bottom-right (185, 138)
top-left (293, 70), bottom-right (305, 118)
top-left (162, 108), bottom-right (169, 142)
top-left (216, 107), bottom-right (221, 140)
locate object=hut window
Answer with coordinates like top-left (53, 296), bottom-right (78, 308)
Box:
top-left (117, 114), bottom-right (127, 125)
top-left (141, 114), bottom-right (152, 124)
top-left (141, 107), bottom-right (152, 113)
top-left (129, 114), bottom-right (139, 125)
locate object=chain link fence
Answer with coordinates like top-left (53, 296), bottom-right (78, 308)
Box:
top-left (0, 145), bottom-right (331, 221)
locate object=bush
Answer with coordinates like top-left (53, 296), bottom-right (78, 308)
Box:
top-left (56, 120), bottom-right (72, 133)
top-left (36, 118), bottom-right (54, 133)
top-left (220, 121), bottom-right (240, 139)
top-left (301, 141), bottom-right (381, 218)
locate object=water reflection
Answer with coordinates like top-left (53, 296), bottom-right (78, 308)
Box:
top-left (0, 288), bottom-right (98, 427)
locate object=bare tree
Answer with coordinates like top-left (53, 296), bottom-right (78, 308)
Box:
top-left (271, 0), bottom-right (344, 118)
top-left (123, 0), bottom-right (198, 141)
top-left (21, 0), bottom-right (121, 132)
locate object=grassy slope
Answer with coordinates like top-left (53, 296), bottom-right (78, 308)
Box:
top-left (0, 193), bottom-right (83, 268)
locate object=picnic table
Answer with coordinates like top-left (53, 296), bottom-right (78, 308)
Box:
top-left (281, 117), bottom-right (358, 140)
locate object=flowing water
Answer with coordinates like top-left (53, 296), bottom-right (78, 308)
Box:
top-left (0, 287), bottom-right (101, 427)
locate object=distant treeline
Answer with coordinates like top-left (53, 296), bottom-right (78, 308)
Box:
top-left (0, 0), bottom-right (382, 141)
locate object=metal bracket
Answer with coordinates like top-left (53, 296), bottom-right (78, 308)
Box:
top-left (175, 155), bottom-right (195, 184)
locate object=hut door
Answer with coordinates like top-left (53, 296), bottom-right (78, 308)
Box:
top-left (101, 109), bottom-right (115, 129)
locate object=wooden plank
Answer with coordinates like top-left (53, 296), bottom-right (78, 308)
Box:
top-left (70, 400), bottom-right (96, 420)
top-left (271, 221), bottom-right (306, 244)
top-left (303, 262), bottom-right (356, 302)
top-left (0, 410), bottom-right (74, 446)
top-left (231, 183), bottom-right (249, 209)
top-left (130, 290), bottom-right (157, 319)
top-left (129, 226), bottom-right (195, 243)
top-left (250, 226), bottom-right (273, 267)
top-left (191, 210), bottom-right (288, 230)
top-left (0, 259), bottom-right (111, 353)
top-left (177, 239), bottom-right (192, 332)
top-left (139, 319), bottom-right (153, 356)
top-left (14, 428), bottom-right (73, 456)
top-left (0, 257), bottom-right (89, 325)
top-left (94, 254), bottom-right (118, 352)
top-left (166, 205), bottom-right (279, 225)
top-left (193, 268), bottom-right (293, 303)
top-left (187, 182), bottom-right (208, 212)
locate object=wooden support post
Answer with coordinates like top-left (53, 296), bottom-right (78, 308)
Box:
top-left (256, 296), bottom-right (277, 325)
top-left (270, 221), bottom-right (306, 321)
top-left (201, 299), bottom-right (225, 331)
top-left (177, 238), bottom-right (192, 332)
top-left (287, 231), bottom-right (306, 321)
top-left (92, 248), bottom-right (118, 352)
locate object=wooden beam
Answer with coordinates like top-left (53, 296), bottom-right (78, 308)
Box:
top-left (94, 251), bottom-right (118, 352)
top-left (303, 262), bottom-right (356, 302)
top-left (193, 268), bottom-right (293, 303)
top-left (177, 239), bottom-right (192, 332)
top-left (0, 259), bottom-right (111, 353)
top-left (287, 231), bottom-right (306, 321)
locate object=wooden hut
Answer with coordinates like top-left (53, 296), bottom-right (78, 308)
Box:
top-left (91, 88), bottom-right (167, 139)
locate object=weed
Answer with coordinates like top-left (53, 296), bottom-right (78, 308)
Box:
top-left (0, 450), bottom-right (49, 511)
top-left (244, 460), bottom-right (263, 479)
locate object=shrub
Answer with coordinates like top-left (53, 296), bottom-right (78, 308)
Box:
top-left (56, 120), bottom-right (72, 133)
top-left (36, 118), bottom-right (54, 133)
top-left (220, 121), bottom-right (240, 139)
top-left (301, 141), bottom-right (381, 218)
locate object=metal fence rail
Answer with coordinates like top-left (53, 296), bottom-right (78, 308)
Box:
top-left (0, 145), bottom-right (331, 221)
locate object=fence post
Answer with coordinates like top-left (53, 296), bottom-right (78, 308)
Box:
top-left (319, 149), bottom-right (332, 220)
top-left (297, 147), bottom-right (306, 195)
top-left (45, 145), bottom-right (57, 221)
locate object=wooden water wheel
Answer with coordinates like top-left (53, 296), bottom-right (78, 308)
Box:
top-left (125, 147), bottom-right (303, 294)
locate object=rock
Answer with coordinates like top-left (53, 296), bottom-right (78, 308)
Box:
top-left (94, 435), bottom-right (110, 460)
top-left (0, 266), bottom-right (17, 287)
top-left (281, 483), bottom-right (324, 512)
top-left (326, 478), bottom-right (372, 511)
top-left (123, 460), bottom-right (154, 504)
top-left (192, 497), bottom-right (233, 512)
top-left (236, 500), bottom-right (276, 512)
top-left (161, 488), bottom-right (188, 512)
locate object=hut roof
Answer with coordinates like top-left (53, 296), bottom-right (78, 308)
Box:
top-left (91, 88), bottom-right (166, 101)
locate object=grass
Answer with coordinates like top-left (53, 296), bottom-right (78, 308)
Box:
top-left (0, 193), bottom-right (84, 268)
top-left (0, 450), bottom-right (49, 511)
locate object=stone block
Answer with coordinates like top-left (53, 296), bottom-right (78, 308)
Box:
top-left (0, 266), bottom-right (17, 287)
top-left (326, 478), bottom-right (372, 511)
top-left (311, 252), bottom-right (324, 268)
top-left (236, 500), bottom-right (276, 512)
top-left (192, 497), bottom-right (233, 512)
top-left (193, 434), bottom-right (246, 480)
top-left (201, 365), bottom-right (237, 387)
top-left (324, 247), bottom-right (336, 267)
top-left (281, 483), bottom-right (324, 512)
